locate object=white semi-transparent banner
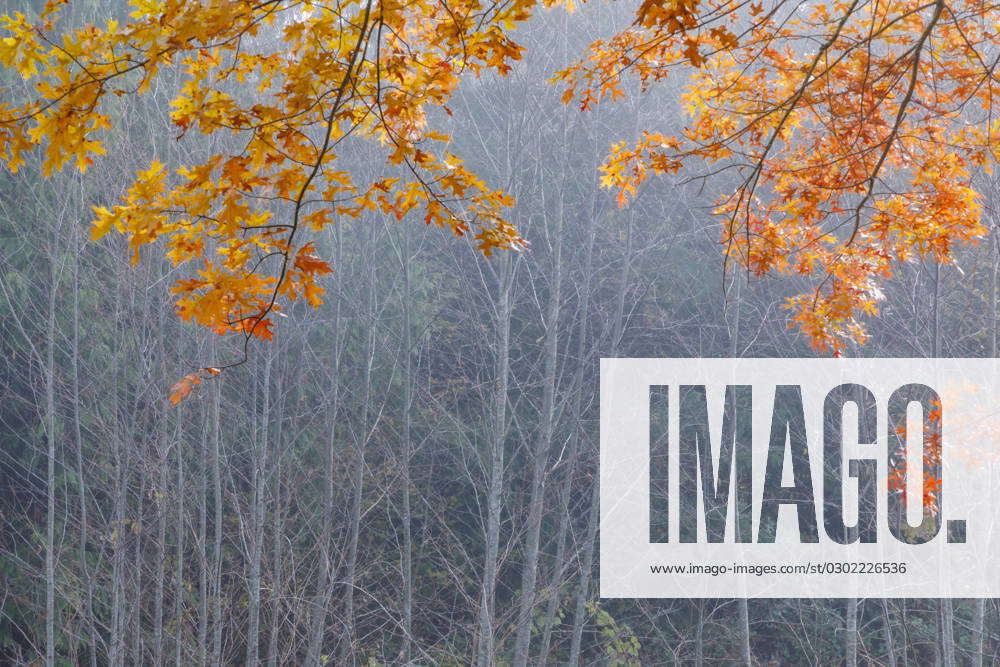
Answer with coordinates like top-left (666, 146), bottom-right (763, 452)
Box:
top-left (600, 358), bottom-right (1000, 598)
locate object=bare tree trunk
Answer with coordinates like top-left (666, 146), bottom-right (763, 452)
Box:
top-left (245, 353), bottom-right (272, 665)
top-left (267, 483), bottom-right (284, 666)
top-left (154, 302), bottom-right (170, 667)
top-left (267, 487), bottom-right (281, 667)
top-left (900, 600), bottom-right (910, 667)
top-left (198, 397), bottom-right (210, 667)
top-left (340, 220), bottom-right (378, 664)
top-left (972, 598), bottom-right (985, 667)
top-left (940, 601), bottom-right (956, 667)
top-left (726, 275), bottom-right (752, 667)
top-left (71, 217), bottom-right (98, 667)
top-left (267, 367), bottom-right (287, 667)
top-left (174, 410), bottom-right (185, 667)
top-left (928, 262), bottom-right (956, 667)
top-left (210, 350), bottom-right (224, 667)
top-left (538, 201), bottom-right (598, 665)
top-left (132, 459), bottom-right (147, 664)
top-left (306, 224), bottom-right (343, 665)
top-left (109, 320), bottom-right (127, 667)
top-left (512, 177), bottom-right (565, 667)
top-left (110, 467), bottom-right (126, 667)
top-left (44, 219), bottom-right (60, 667)
top-left (569, 479), bottom-right (599, 666)
top-left (570, 209), bottom-right (634, 664)
top-left (738, 597), bottom-right (752, 666)
top-left (154, 425), bottom-right (168, 667)
top-left (846, 598), bottom-right (858, 667)
top-left (400, 222), bottom-right (414, 664)
top-left (882, 599), bottom-right (897, 667)
top-left (934, 604), bottom-right (944, 667)
top-left (477, 252), bottom-right (513, 667)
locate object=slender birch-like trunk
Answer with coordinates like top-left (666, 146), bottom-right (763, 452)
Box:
top-left (400, 221), bottom-right (415, 663)
top-left (245, 353), bottom-right (272, 665)
top-left (306, 223), bottom-right (343, 664)
top-left (267, 366), bottom-right (287, 667)
top-left (512, 174), bottom-right (565, 667)
top-left (340, 220), bottom-right (378, 664)
top-left (210, 347), bottom-right (224, 667)
top-left (44, 218), bottom-right (58, 667)
top-left (846, 598), bottom-right (858, 667)
top-left (477, 251), bottom-right (513, 667)
top-left (537, 208), bottom-right (596, 663)
top-left (198, 397), bottom-right (210, 666)
top-left (153, 304), bottom-right (169, 667)
top-left (70, 214), bottom-right (98, 666)
top-left (882, 600), bottom-right (897, 667)
top-left (570, 208), bottom-right (633, 664)
top-left (173, 409), bottom-right (185, 667)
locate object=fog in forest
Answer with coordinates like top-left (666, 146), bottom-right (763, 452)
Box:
top-left (2, 0), bottom-right (999, 664)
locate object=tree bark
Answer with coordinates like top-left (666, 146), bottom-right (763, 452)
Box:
top-left (512, 170), bottom-right (565, 667)
top-left (340, 220), bottom-right (378, 664)
top-left (210, 347), bottom-right (224, 667)
top-left (132, 459), bottom-right (147, 664)
top-left (267, 366), bottom-right (287, 667)
top-left (538, 198), bottom-right (598, 665)
top-left (109, 299), bottom-right (127, 667)
top-left (198, 397), bottom-right (210, 667)
top-left (400, 220), bottom-right (415, 664)
top-left (44, 214), bottom-right (60, 667)
top-left (477, 251), bottom-right (513, 667)
top-left (846, 598), bottom-right (858, 667)
top-left (71, 216), bottom-right (98, 667)
top-left (972, 598), bottom-right (985, 667)
top-left (245, 353), bottom-right (272, 665)
top-left (695, 600), bottom-right (705, 666)
top-left (154, 299), bottom-right (170, 667)
top-left (882, 599), bottom-right (897, 667)
top-left (568, 479), bottom-right (599, 666)
top-left (727, 274), bottom-right (752, 667)
top-left (570, 208), bottom-right (633, 664)
top-left (305, 224), bottom-right (343, 665)
top-left (940, 600), bottom-right (956, 667)
top-left (173, 409), bottom-right (185, 667)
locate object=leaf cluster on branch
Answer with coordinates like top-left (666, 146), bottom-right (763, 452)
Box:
top-left (1, 0), bottom-right (996, 373)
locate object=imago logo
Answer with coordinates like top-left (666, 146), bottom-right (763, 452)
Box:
top-left (600, 359), bottom-right (1000, 598)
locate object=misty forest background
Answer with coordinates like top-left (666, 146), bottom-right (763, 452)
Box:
top-left (3, 0), bottom-right (1000, 664)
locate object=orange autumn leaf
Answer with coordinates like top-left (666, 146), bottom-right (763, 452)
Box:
top-left (293, 248), bottom-right (333, 276)
top-left (168, 367), bottom-right (220, 406)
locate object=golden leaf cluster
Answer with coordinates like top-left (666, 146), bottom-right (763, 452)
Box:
top-left (0, 0), bottom-right (530, 359)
